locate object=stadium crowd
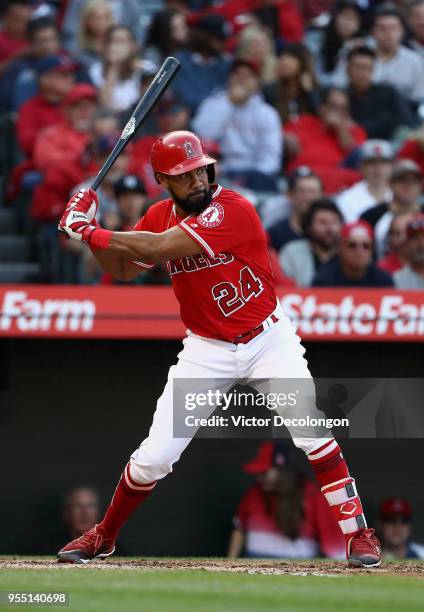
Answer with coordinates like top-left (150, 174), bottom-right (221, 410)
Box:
top-left (1, 0), bottom-right (424, 288)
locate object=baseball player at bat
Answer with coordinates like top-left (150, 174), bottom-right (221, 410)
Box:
top-left (57, 131), bottom-right (381, 567)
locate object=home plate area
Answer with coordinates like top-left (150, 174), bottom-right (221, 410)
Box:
top-left (1, 557), bottom-right (424, 577)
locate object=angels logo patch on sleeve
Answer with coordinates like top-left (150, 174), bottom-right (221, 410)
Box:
top-left (196, 203), bottom-right (224, 228)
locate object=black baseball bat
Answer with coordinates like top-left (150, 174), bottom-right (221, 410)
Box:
top-left (91, 56), bottom-right (181, 191)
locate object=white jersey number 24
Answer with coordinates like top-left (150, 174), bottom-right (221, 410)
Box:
top-left (211, 266), bottom-right (264, 317)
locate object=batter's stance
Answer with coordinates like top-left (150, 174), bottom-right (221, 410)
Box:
top-left (57, 131), bottom-right (381, 567)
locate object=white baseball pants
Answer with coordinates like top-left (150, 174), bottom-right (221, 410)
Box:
top-left (129, 302), bottom-right (332, 484)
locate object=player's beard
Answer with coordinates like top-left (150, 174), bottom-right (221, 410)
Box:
top-left (169, 186), bottom-right (213, 215)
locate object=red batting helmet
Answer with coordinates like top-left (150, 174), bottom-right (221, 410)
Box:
top-left (150, 130), bottom-right (217, 182)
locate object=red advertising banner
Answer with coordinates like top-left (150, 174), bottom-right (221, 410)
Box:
top-left (0, 285), bottom-right (422, 341)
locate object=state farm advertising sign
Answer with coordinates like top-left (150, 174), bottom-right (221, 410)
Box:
top-left (0, 286), bottom-right (184, 339)
top-left (280, 291), bottom-right (424, 341)
top-left (0, 286), bottom-right (422, 341)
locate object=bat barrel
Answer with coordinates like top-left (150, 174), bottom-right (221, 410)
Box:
top-left (91, 56), bottom-right (181, 191)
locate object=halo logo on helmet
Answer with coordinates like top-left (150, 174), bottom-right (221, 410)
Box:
top-left (150, 130), bottom-right (217, 182)
top-left (183, 141), bottom-right (197, 159)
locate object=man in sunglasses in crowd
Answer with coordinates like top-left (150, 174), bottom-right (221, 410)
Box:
top-left (394, 213), bottom-right (424, 289)
top-left (312, 221), bottom-right (394, 287)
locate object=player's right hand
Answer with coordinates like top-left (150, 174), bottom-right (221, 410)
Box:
top-left (65, 188), bottom-right (99, 222)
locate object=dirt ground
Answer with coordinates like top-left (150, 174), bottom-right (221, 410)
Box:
top-left (1, 558), bottom-right (423, 577)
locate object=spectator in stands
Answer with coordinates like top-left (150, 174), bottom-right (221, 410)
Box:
top-left (114, 174), bottom-right (148, 230)
top-left (0, 16), bottom-right (61, 111)
top-left (17, 55), bottom-right (76, 158)
top-left (268, 167), bottom-right (323, 252)
top-left (144, 8), bottom-right (188, 66)
top-left (147, 91), bottom-right (190, 139)
top-left (406, 0), bottom-right (424, 58)
top-left (295, 1), bottom-right (334, 26)
top-left (0, 0), bottom-right (32, 76)
top-left (320, 1), bottom-right (363, 75)
top-left (263, 43), bottom-right (319, 124)
top-left (173, 14), bottom-right (232, 113)
top-left (62, 0), bottom-right (144, 50)
top-left (397, 125), bottom-right (424, 175)
top-left (193, 59), bottom-right (282, 191)
top-left (312, 220), bottom-right (394, 287)
top-left (360, 159), bottom-right (424, 259)
top-left (336, 140), bottom-right (393, 224)
top-left (235, 23), bottom-right (277, 86)
top-left (39, 485), bottom-right (101, 555)
top-left (88, 25), bottom-right (146, 113)
top-left (378, 212), bottom-right (415, 274)
top-left (279, 199), bottom-right (343, 287)
top-left (33, 88), bottom-right (129, 282)
top-left (371, 7), bottom-right (424, 106)
top-left (32, 83), bottom-right (98, 224)
top-left (43, 485), bottom-right (129, 555)
top-left (68, 0), bottom-right (115, 69)
top-left (345, 46), bottom-right (416, 141)
top-left (8, 55), bottom-right (77, 205)
top-left (252, 0), bottom-right (304, 44)
top-left (62, 486), bottom-right (100, 543)
top-left (394, 213), bottom-right (424, 288)
top-left (376, 497), bottom-right (424, 560)
top-left (227, 442), bottom-right (345, 559)
top-left (89, 106), bottom-right (119, 138)
top-left (284, 87), bottom-right (366, 194)
top-left (333, 7), bottom-right (424, 107)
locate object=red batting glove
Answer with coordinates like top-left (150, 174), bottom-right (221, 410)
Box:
top-left (58, 207), bottom-right (112, 248)
top-left (65, 187), bottom-right (99, 222)
top-left (58, 207), bottom-right (96, 242)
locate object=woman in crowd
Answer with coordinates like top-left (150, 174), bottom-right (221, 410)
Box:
top-left (235, 22), bottom-right (277, 86)
top-left (263, 42), bottom-right (319, 123)
top-left (67, 0), bottom-right (115, 69)
top-left (321, 0), bottom-right (363, 74)
top-left (143, 8), bottom-right (189, 66)
top-left (88, 24), bottom-right (145, 112)
top-left (228, 442), bottom-right (345, 559)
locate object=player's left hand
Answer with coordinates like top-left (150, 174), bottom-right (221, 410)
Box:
top-left (58, 207), bottom-right (97, 242)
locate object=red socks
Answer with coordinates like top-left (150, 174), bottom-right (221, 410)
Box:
top-left (97, 463), bottom-right (156, 540)
top-left (307, 439), bottom-right (349, 487)
top-left (98, 440), bottom-right (367, 552)
top-left (307, 439), bottom-right (367, 547)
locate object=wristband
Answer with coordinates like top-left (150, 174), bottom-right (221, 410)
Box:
top-left (83, 227), bottom-right (112, 249)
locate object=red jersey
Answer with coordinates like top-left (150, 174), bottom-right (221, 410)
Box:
top-left (234, 482), bottom-right (345, 559)
top-left (0, 30), bottom-right (28, 62)
top-left (17, 95), bottom-right (64, 157)
top-left (133, 185), bottom-right (277, 341)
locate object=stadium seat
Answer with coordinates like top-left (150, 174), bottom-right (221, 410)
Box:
top-left (0, 235), bottom-right (31, 262)
top-left (0, 208), bottom-right (16, 234)
top-left (0, 262), bottom-right (41, 283)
